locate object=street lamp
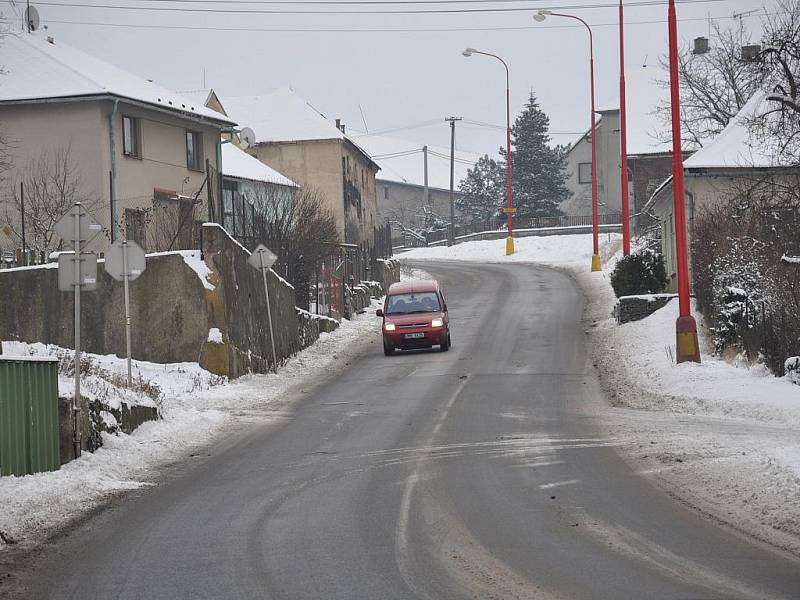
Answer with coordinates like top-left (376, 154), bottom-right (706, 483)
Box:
top-left (462, 47), bottom-right (515, 256)
top-left (667, 0), bottom-right (700, 363)
top-left (534, 9), bottom-right (601, 272)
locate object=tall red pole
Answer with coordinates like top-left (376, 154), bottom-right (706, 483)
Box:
top-left (505, 70), bottom-right (514, 251)
top-left (668, 0), bottom-right (700, 363)
top-left (619, 0), bottom-right (631, 256)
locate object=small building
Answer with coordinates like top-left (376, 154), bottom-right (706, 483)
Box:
top-left (221, 89), bottom-right (380, 252)
top-left (351, 133), bottom-right (480, 240)
top-left (0, 31), bottom-right (236, 255)
top-left (219, 143), bottom-right (298, 248)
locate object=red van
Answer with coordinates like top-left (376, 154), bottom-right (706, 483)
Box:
top-left (376, 280), bottom-right (451, 355)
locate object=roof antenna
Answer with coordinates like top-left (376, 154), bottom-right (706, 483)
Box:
top-left (642, 53), bottom-right (648, 68)
top-left (358, 104), bottom-right (369, 133)
top-left (202, 68), bottom-right (206, 88)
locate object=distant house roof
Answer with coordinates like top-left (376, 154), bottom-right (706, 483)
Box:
top-left (0, 32), bottom-right (235, 126)
top-left (222, 144), bottom-right (298, 188)
top-left (351, 133), bottom-right (480, 191)
top-left (683, 90), bottom-right (778, 169)
top-left (222, 87), bottom-right (377, 169)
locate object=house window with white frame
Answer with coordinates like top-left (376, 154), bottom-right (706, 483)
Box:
top-left (578, 162), bottom-right (592, 184)
top-left (186, 130), bottom-right (203, 171)
top-left (122, 116), bottom-right (141, 158)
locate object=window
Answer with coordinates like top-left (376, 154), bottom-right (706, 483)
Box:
top-left (186, 130), bottom-right (203, 171)
top-left (386, 292), bottom-right (441, 315)
top-left (384, 186), bottom-right (389, 200)
top-left (578, 162), bottom-right (592, 184)
top-left (122, 116), bottom-right (141, 158)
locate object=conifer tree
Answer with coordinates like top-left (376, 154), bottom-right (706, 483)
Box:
top-left (500, 94), bottom-right (570, 218)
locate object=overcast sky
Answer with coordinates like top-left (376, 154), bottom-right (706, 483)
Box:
top-left (2, 0), bottom-right (778, 155)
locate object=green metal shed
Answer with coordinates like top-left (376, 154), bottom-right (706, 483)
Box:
top-left (0, 356), bottom-right (60, 477)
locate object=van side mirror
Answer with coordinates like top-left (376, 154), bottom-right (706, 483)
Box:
top-left (376, 309), bottom-right (384, 317)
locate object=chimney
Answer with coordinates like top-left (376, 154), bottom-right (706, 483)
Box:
top-left (341, 123), bottom-right (345, 134)
top-left (335, 118), bottom-right (341, 131)
top-left (693, 37), bottom-right (709, 55)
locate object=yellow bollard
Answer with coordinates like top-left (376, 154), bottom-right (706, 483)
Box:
top-left (505, 236), bottom-right (515, 256)
top-left (591, 254), bottom-right (602, 272)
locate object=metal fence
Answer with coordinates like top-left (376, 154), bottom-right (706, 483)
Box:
top-left (0, 356), bottom-right (61, 477)
top-left (736, 301), bottom-right (800, 376)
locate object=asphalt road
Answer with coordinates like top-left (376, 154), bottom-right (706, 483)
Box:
top-left (27, 262), bottom-right (800, 599)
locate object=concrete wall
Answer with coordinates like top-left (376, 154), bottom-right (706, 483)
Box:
top-left (0, 225), bottom-right (307, 379)
top-left (0, 98), bottom-right (221, 255)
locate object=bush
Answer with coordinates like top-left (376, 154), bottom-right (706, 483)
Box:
top-left (610, 251), bottom-right (668, 298)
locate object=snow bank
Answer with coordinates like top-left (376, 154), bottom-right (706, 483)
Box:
top-left (400, 233), bottom-right (622, 268)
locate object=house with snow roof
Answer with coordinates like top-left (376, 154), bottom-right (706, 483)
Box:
top-left (644, 89), bottom-right (800, 291)
top-left (0, 31), bottom-right (236, 254)
top-left (562, 66), bottom-right (683, 225)
top-left (351, 133), bottom-right (480, 239)
top-left (175, 88), bottom-right (299, 247)
top-left (220, 88), bottom-right (380, 254)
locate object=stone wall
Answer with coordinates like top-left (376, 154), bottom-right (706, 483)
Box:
top-left (615, 294), bottom-right (676, 324)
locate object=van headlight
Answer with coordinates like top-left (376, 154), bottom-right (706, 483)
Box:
top-left (384, 322), bottom-right (396, 332)
top-left (431, 318), bottom-right (443, 328)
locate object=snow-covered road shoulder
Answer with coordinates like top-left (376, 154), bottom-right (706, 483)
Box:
top-left (0, 302), bottom-right (383, 551)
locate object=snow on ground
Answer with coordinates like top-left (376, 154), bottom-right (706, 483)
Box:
top-left (0, 302), bottom-right (385, 549)
top-left (402, 233), bottom-right (800, 556)
top-left (400, 232), bottom-right (622, 268)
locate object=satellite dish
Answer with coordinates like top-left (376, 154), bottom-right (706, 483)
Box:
top-left (25, 5), bottom-right (40, 32)
top-left (240, 127), bottom-right (256, 148)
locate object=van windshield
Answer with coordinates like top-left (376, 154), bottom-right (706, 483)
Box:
top-left (386, 292), bottom-right (441, 315)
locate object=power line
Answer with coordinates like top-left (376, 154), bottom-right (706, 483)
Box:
top-left (0, 0), bottom-right (740, 16)
top-left (6, 9), bottom-right (769, 33)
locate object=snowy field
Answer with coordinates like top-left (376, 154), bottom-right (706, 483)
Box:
top-left (400, 232), bottom-right (621, 268)
top-left (0, 301), bottom-right (385, 549)
top-left (404, 233), bottom-right (800, 556)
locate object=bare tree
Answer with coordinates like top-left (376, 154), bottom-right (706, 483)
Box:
top-left (655, 19), bottom-right (763, 149)
top-left (750, 0), bottom-right (800, 164)
top-left (1, 146), bottom-right (102, 254)
top-left (249, 186), bottom-right (338, 308)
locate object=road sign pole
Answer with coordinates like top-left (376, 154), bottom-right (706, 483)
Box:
top-left (259, 254), bottom-right (278, 374)
top-left (73, 203), bottom-right (82, 458)
top-left (123, 241), bottom-right (132, 387)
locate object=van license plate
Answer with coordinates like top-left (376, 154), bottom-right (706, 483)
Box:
top-left (404, 333), bottom-right (424, 339)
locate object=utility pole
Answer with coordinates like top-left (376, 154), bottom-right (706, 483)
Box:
top-left (20, 182), bottom-right (26, 266)
top-left (446, 117), bottom-right (462, 246)
top-left (422, 145), bottom-right (430, 216)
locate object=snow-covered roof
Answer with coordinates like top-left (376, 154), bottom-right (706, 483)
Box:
top-left (222, 144), bottom-right (297, 188)
top-left (222, 88), bottom-right (346, 143)
top-left (0, 32), bottom-right (235, 125)
top-left (683, 90), bottom-right (776, 169)
top-left (352, 134), bottom-right (481, 191)
top-left (595, 65), bottom-right (673, 156)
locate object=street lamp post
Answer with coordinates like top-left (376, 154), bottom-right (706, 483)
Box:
top-left (534, 10), bottom-right (601, 271)
top-left (619, 0), bottom-right (631, 256)
top-left (462, 47), bottom-right (515, 256)
top-left (667, 0), bottom-right (700, 363)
